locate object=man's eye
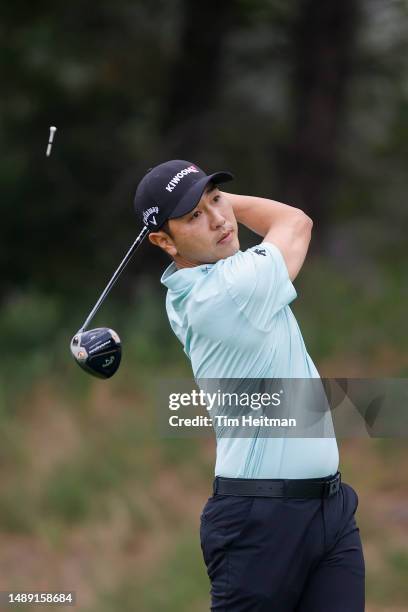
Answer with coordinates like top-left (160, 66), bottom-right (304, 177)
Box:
top-left (214, 195), bottom-right (220, 202)
top-left (191, 210), bottom-right (201, 219)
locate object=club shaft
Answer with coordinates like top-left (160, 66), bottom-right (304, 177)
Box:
top-left (79, 225), bottom-right (149, 332)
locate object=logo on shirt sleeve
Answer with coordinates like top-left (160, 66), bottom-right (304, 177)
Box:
top-left (253, 248), bottom-right (267, 256)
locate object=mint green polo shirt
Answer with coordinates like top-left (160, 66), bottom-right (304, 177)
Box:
top-left (161, 241), bottom-right (339, 479)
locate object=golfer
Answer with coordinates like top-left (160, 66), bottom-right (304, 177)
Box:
top-left (134, 160), bottom-right (365, 611)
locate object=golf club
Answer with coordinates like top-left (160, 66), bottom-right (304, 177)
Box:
top-left (70, 224), bottom-right (149, 378)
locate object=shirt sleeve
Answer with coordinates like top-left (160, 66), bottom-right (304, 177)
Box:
top-left (222, 241), bottom-right (297, 331)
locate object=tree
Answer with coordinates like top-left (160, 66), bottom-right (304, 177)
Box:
top-left (279, 0), bottom-right (360, 235)
top-left (160, 0), bottom-right (236, 160)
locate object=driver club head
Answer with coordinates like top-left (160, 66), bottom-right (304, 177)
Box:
top-left (70, 327), bottom-right (122, 379)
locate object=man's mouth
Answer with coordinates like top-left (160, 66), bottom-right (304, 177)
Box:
top-left (217, 230), bottom-right (233, 245)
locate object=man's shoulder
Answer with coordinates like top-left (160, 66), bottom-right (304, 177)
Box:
top-left (214, 242), bottom-right (280, 290)
top-left (218, 242), bottom-right (284, 272)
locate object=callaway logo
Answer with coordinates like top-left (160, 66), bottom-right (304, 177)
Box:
top-left (253, 248), bottom-right (267, 256)
top-left (102, 356), bottom-right (115, 368)
top-left (143, 205), bottom-right (159, 226)
top-left (165, 165), bottom-right (199, 192)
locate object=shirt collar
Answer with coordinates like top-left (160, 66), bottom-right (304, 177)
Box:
top-left (161, 261), bottom-right (215, 292)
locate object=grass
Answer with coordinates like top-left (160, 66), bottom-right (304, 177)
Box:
top-left (294, 256), bottom-right (408, 369)
top-left (85, 531), bottom-right (209, 612)
top-left (366, 546), bottom-right (408, 605)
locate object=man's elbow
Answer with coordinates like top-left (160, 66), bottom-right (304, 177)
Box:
top-left (305, 214), bottom-right (313, 228)
top-left (305, 214), bottom-right (313, 234)
top-left (304, 215), bottom-right (313, 245)
top-left (290, 207), bottom-right (313, 224)
top-left (292, 212), bottom-right (313, 250)
top-left (293, 211), bottom-right (313, 233)
top-left (297, 209), bottom-right (313, 226)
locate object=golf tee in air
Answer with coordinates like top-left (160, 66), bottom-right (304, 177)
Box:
top-left (46, 126), bottom-right (57, 157)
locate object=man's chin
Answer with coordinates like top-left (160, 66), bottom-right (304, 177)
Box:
top-left (177, 238), bottom-right (240, 267)
top-left (211, 241), bottom-right (240, 262)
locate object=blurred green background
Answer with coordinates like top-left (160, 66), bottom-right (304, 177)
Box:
top-left (1, 1), bottom-right (407, 610)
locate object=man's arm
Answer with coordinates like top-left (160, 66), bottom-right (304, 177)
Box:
top-left (221, 192), bottom-right (313, 282)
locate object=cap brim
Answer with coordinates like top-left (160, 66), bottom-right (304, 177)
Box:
top-left (168, 171), bottom-right (234, 220)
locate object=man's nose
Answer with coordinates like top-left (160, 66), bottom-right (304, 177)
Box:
top-left (209, 208), bottom-right (226, 230)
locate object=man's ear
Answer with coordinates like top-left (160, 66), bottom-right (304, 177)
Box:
top-left (148, 230), bottom-right (177, 257)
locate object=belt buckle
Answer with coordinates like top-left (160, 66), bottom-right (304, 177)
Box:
top-left (324, 473), bottom-right (340, 497)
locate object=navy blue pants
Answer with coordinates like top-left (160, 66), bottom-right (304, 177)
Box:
top-left (200, 480), bottom-right (365, 611)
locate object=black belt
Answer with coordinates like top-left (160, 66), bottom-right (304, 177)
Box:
top-left (213, 471), bottom-right (341, 499)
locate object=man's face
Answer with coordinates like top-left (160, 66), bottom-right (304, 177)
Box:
top-left (151, 184), bottom-right (240, 267)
